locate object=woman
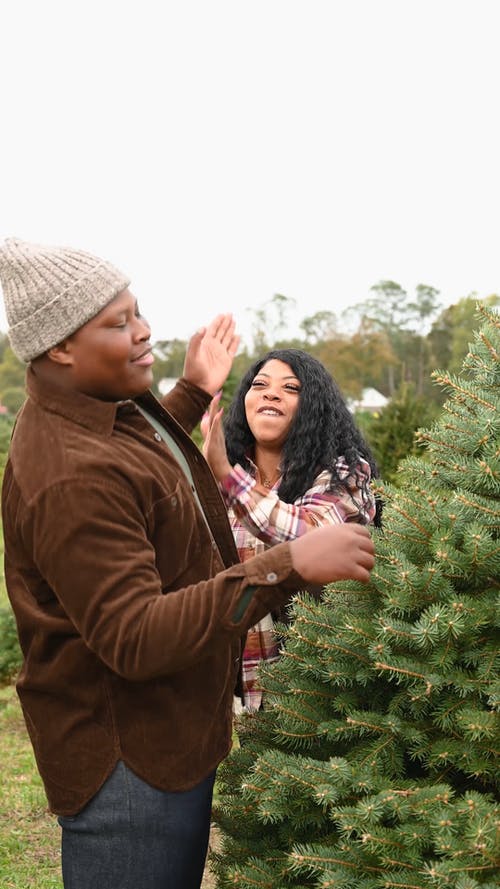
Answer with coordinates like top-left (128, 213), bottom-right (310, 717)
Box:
top-left (203, 348), bottom-right (381, 710)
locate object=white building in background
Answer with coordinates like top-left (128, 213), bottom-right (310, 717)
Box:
top-left (158, 377), bottom-right (388, 415)
top-left (348, 387), bottom-right (388, 414)
top-left (158, 377), bottom-right (178, 396)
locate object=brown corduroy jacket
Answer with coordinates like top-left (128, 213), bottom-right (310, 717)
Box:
top-left (1, 368), bottom-right (303, 815)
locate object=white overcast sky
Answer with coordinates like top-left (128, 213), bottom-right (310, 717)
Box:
top-left (1, 1), bottom-right (499, 349)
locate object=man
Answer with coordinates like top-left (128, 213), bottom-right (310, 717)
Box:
top-left (0, 237), bottom-right (375, 889)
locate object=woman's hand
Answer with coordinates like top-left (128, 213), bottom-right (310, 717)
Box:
top-left (183, 314), bottom-right (239, 396)
top-left (201, 392), bottom-right (232, 481)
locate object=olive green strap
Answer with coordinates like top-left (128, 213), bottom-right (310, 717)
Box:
top-left (135, 403), bottom-right (213, 538)
top-left (136, 403), bottom-right (258, 623)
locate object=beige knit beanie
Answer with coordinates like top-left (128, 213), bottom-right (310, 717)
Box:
top-left (0, 238), bottom-right (131, 362)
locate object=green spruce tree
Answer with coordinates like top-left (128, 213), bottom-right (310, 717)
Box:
top-left (212, 304), bottom-right (500, 889)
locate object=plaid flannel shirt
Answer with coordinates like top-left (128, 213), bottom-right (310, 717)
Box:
top-left (220, 457), bottom-right (375, 709)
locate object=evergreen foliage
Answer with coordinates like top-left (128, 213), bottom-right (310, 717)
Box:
top-left (356, 384), bottom-right (439, 483)
top-left (0, 415), bottom-right (15, 469)
top-left (212, 305), bottom-right (500, 888)
top-left (0, 385), bottom-right (25, 416)
top-left (0, 606), bottom-right (22, 683)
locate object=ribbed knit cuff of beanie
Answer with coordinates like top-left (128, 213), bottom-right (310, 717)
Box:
top-left (0, 238), bottom-right (130, 362)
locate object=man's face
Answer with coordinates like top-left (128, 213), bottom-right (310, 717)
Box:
top-left (61, 289), bottom-right (154, 400)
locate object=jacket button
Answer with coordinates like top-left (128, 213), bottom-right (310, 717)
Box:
top-left (266, 572), bottom-right (278, 582)
top-left (154, 432), bottom-right (162, 441)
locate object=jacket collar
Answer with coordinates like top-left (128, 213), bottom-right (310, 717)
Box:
top-left (25, 365), bottom-right (132, 437)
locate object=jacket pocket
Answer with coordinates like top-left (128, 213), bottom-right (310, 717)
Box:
top-left (148, 478), bottom-right (204, 587)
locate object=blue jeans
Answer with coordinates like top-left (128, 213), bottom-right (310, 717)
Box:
top-left (58, 761), bottom-right (216, 889)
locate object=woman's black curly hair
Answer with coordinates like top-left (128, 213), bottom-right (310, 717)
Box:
top-left (223, 349), bottom-right (382, 526)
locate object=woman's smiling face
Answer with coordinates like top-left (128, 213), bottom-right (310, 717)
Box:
top-left (244, 359), bottom-right (301, 449)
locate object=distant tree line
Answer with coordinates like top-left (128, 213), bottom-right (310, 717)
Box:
top-left (149, 283), bottom-right (500, 480)
top-left (151, 284), bottom-right (499, 400)
top-left (0, 282), bottom-right (498, 482)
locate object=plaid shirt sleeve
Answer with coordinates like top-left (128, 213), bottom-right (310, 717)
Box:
top-left (220, 457), bottom-right (375, 548)
top-left (224, 458), bottom-right (376, 711)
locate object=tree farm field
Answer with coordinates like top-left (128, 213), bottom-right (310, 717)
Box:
top-left (0, 583), bottom-right (219, 889)
top-left (0, 681), bottom-right (62, 888)
top-left (0, 553), bottom-right (59, 887)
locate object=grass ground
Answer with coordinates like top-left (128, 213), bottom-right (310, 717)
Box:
top-left (0, 683), bottom-right (62, 888)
